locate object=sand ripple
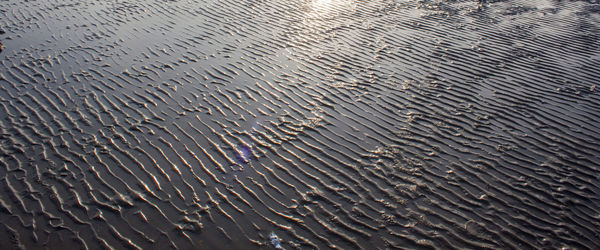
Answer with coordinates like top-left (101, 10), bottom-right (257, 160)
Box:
top-left (0, 0), bottom-right (599, 249)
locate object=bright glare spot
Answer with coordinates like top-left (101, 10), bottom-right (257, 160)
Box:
top-left (314, 0), bottom-right (332, 6)
top-left (310, 0), bottom-right (353, 16)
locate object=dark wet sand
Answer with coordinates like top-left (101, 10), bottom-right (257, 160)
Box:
top-left (0, 0), bottom-right (599, 249)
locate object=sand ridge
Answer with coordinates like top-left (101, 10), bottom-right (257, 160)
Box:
top-left (0, 0), bottom-right (599, 249)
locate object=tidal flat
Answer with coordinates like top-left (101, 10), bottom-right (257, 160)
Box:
top-left (0, 0), bottom-right (599, 249)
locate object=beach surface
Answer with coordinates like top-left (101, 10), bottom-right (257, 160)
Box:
top-left (0, 0), bottom-right (599, 249)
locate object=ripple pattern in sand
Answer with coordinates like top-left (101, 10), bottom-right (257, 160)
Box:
top-left (0, 0), bottom-right (599, 249)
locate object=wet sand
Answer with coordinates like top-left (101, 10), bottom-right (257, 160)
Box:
top-left (0, 0), bottom-right (599, 249)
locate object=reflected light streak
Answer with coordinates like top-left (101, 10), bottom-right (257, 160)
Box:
top-left (310, 0), bottom-right (353, 17)
top-left (314, 0), bottom-right (332, 7)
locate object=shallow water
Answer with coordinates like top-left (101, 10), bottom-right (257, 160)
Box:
top-left (0, 0), bottom-right (599, 249)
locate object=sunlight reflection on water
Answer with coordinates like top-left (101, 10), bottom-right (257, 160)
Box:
top-left (310, 0), bottom-right (354, 17)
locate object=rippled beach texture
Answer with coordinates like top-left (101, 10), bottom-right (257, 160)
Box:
top-left (0, 0), bottom-right (599, 249)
